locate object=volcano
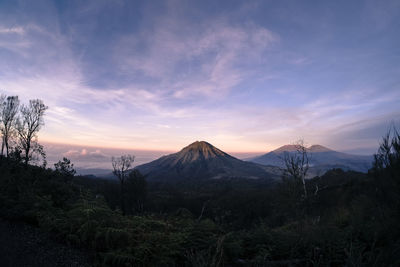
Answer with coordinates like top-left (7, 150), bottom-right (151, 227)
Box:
top-left (247, 144), bottom-right (373, 176)
top-left (135, 141), bottom-right (278, 181)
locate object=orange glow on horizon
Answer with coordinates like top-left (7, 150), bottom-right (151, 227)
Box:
top-left (40, 137), bottom-right (273, 154)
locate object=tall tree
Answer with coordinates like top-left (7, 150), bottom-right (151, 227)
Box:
top-left (0, 94), bottom-right (5, 157)
top-left (373, 125), bottom-right (400, 174)
top-left (1, 96), bottom-right (20, 157)
top-left (282, 139), bottom-right (310, 199)
top-left (125, 169), bottom-right (147, 214)
top-left (367, 125), bottom-right (400, 220)
top-left (17, 99), bottom-right (48, 166)
top-left (112, 154), bottom-right (135, 215)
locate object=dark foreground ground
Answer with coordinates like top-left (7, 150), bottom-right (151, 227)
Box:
top-left (0, 219), bottom-right (91, 267)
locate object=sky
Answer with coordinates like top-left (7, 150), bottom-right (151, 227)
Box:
top-left (1, 0), bottom-right (400, 165)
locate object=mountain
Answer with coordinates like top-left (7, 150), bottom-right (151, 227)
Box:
top-left (248, 144), bottom-right (373, 176)
top-left (135, 141), bottom-right (279, 181)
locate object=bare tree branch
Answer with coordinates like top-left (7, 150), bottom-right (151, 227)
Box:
top-left (282, 139), bottom-right (311, 199)
top-left (112, 154), bottom-right (135, 215)
top-left (1, 96), bottom-right (19, 157)
top-left (17, 99), bottom-right (48, 166)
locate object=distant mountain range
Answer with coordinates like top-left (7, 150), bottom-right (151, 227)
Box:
top-left (135, 141), bottom-right (280, 181)
top-left (247, 144), bottom-right (373, 177)
top-left (83, 142), bottom-right (373, 180)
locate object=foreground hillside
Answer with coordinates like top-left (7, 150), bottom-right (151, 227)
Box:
top-left (0, 219), bottom-right (90, 267)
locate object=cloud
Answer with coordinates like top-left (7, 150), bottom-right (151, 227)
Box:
top-left (63, 148), bottom-right (108, 160)
top-left (0, 1), bottom-right (279, 144)
top-left (290, 57), bottom-right (311, 65)
top-left (0, 0), bottom-right (398, 154)
top-left (116, 16), bottom-right (278, 99)
top-left (0, 26), bottom-right (25, 35)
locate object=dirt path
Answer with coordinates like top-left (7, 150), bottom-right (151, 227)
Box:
top-left (0, 219), bottom-right (91, 267)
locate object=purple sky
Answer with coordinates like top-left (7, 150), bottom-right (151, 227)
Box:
top-left (1, 0), bottom-right (399, 165)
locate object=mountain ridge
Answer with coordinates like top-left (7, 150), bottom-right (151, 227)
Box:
top-left (135, 141), bottom-right (279, 181)
top-left (248, 144), bottom-right (373, 175)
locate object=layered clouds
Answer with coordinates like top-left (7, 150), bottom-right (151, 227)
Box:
top-left (0, 0), bottom-right (399, 155)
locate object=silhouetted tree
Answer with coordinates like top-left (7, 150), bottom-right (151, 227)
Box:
top-left (112, 154), bottom-right (135, 215)
top-left (17, 99), bottom-right (48, 166)
top-left (373, 125), bottom-right (400, 176)
top-left (282, 139), bottom-right (310, 199)
top-left (55, 157), bottom-right (76, 178)
top-left (126, 169), bottom-right (147, 214)
top-left (1, 96), bottom-right (19, 157)
top-left (372, 125), bottom-right (400, 207)
top-left (0, 94), bottom-right (5, 106)
top-left (0, 93), bottom-right (5, 157)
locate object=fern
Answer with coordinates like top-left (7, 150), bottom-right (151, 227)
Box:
top-left (102, 252), bottom-right (138, 267)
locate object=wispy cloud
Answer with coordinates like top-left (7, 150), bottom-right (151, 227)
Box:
top-left (116, 16), bottom-right (277, 99)
top-left (64, 148), bottom-right (107, 159)
top-left (0, 26), bottom-right (25, 34)
top-left (0, 0), bottom-right (399, 154)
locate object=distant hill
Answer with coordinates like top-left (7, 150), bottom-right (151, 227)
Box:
top-left (75, 167), bottom-right (112, 177)
top-left (135, 141), bottom-right (280, 181)
top-left (247, 144), bottom-right (373, 176)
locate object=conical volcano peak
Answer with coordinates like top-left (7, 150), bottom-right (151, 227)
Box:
top-left (180, 141), bottom-right (226, 160)
top-left (185, 141), bottom-right (213, 150)
top-left (273, 144), bottom-right (299, 152)
top-left (273, 144), bottom-right (333, 153)
top-left (308, 144), bottom-right (332, 152)
top-left (136, 140), bottom-right (277, 181)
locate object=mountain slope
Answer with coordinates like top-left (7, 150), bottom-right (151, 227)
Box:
top-left (136, 141), bottom-right (279, 181)
top-left (248, 144), bottom-right (373, 176)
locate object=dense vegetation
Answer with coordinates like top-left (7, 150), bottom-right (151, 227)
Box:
top-left (1, 128), bottom-right (400, 266)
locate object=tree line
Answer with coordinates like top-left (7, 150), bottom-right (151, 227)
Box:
top-left (0, 94), bottom-right (48, 166)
